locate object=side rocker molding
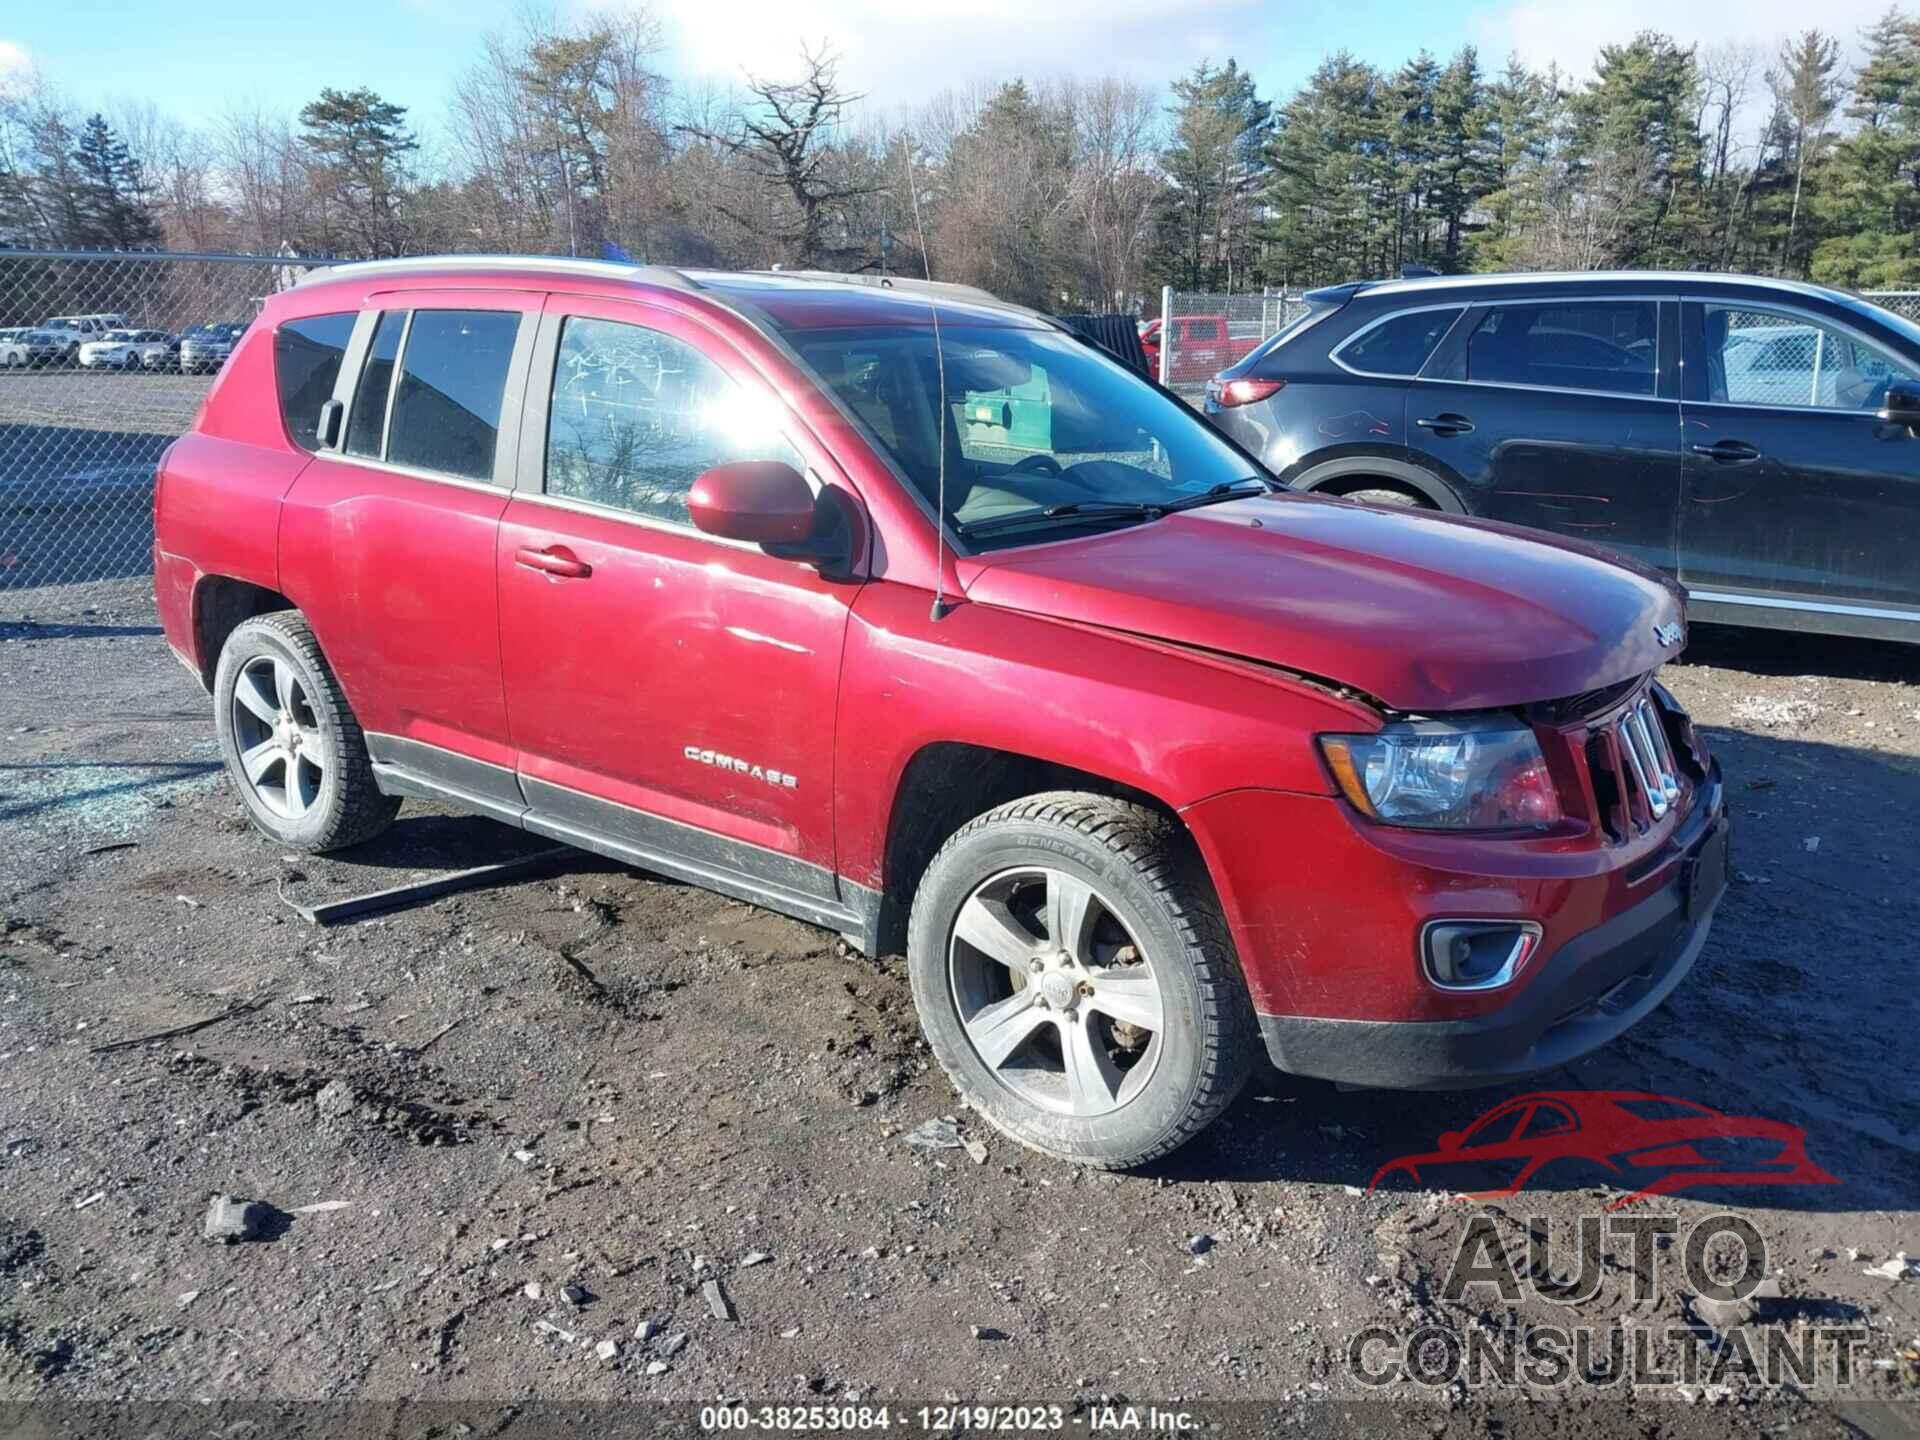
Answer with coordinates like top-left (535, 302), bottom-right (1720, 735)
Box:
top-left (364, 731), bottom-right (885, 954)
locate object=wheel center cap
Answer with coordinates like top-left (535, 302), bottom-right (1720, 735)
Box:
top-left (1040, 972), bottom-right (1076, 1009)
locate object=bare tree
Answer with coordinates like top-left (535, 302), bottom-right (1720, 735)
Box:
top-left (1698, 42), bottom-right (1760, 185)
top-left (112, 101), bottom-right (226, 249)
top-left (679, 44), bottom-right (878, 268)
top-left (216, 105), bottom-right (311, 254)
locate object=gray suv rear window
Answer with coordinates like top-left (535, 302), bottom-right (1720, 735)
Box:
top-left (1337, 308), bottom-right (1464, 377)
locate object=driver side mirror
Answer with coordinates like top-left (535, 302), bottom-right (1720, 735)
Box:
top-left (1437, 1131), bottom-right (1463, 1152)
top-left (1879, 379), bottom-right (1920, 433)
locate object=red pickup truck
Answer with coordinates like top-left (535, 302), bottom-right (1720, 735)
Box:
top-left (154, 257), bottom-right (1726, 1169)
top-left (1140, 314), bottom-right (1261, 384)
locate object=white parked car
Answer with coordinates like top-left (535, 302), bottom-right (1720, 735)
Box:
top-left (39, 313), bottom-right (132, 362)
top-left (77, 329), bottom-right (178, 370)
top-left (0, 328), bottom-right (64, 368)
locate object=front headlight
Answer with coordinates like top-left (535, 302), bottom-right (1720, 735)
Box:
top-left (1319, 719), bottom-right (1561, 831)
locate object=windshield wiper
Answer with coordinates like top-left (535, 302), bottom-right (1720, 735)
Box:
top-left (1160, 476), bottom-right (1277, 512)
top-left (958, 500), bottom-right (1164, 538)
top-left (957, 478), bottom-right (1275, 539)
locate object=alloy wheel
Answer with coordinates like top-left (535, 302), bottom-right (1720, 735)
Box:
top-left (229, 655), bottom-right (327, 819)
top-left (947, 866), bottom-right (1165, 1117)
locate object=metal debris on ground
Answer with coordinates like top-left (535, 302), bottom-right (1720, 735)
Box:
top-left (278, 847), bottom-right (574, 926)
top-left (703, 1277), bottom-right (735, 1321)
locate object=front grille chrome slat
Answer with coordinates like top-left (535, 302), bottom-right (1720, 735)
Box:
top-left (1585, 687), bottom-right (1689, 841)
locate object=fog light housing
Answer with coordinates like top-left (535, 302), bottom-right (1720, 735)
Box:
top-left (1421, 920), bottom-right (1542, 991)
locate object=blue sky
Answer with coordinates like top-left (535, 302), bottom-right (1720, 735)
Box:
top-left (1, 0), bottom-right (1903, 137)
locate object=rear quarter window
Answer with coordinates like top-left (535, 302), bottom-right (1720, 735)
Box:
top-left (1337, 307), bottom-right (1465, 377)
top-left (274, 313), bottom-right (356, 452)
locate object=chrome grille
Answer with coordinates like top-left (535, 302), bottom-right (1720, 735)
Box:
top-left (1620, 697), bottom-right (1682, 820)
top-left (1586, 691), bottom-right (1687, 840)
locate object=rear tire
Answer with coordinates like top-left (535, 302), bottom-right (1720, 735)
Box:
top-left (906, 791), bottom-right (1257, 1169)
top-left (213, 611), bottom-right (399, 852)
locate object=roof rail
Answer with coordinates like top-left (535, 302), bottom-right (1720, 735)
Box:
top-left (294, 254), bottom-right (700, 292)
top-left (756, 268), bottom-right (1064, 327)
top-left (768, 270), bottom-right (1002, 306)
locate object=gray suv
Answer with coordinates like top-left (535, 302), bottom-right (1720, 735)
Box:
top-left (1204, 271), bottom-right (1920, 644)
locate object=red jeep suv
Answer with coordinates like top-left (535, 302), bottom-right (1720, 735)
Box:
top-left (153, 258), bottom-right (1728, 1168)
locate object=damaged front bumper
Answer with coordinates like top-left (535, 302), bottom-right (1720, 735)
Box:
top-left (1257, 765), bottom-right (1728, 1090)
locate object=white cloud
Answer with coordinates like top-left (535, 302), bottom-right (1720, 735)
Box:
top-left (646, 0), bottom-right (1252, 113)
top-left (0, 39), bottom-right (31, 92)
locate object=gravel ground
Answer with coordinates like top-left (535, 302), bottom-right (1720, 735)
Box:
top-left (1, 580), bottom-right (1917, 1437)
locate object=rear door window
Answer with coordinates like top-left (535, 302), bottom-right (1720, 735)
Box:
top-left (1466, 301), bottom-right (1659, 396)
top-left (386, 310), bottom-right (521, 481)
top-left (1337, 307), bottom-right (1465, 376)
top-left (345, 311), bottom-right (405, 458)
top-left (274, 312), bottom-right (355, 452)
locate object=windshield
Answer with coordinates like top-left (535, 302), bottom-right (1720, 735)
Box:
top-left (786, 323), bottom-right (1264, 551)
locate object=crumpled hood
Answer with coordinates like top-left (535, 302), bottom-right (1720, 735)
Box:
top-left (956, 493), bottom-right (1687, 712)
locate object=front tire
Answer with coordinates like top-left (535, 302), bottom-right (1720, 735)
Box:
top-left (213, 611), bottom-right (399, 851)
top-left (1338, 484), bottom-right (1433, 509)
top-left (907, 792), bottom-right (1256, 1168)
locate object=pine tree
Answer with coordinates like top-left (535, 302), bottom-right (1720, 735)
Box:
top-left (1768, 30), bottom-right (1843, 276)
top-left (1810, 9), bottom-right (1920, 285)
top-left (1388, 52), bottom-right (1441, 267)
top-left (1564, 32), bottom-right (1710, 267)
top-left (1151, 59), bottom-right (1271, 289)
top-left (1476, 57), bottom-right (1562, 269)
top-left (299, 87), bottom-right (418, 257)
top-left (70, 113), bottom-right (162, 248)
top-left (1262, 54), bottom-right (1390, 285)
top-left (1429, 49), bottom-right (1492, 270)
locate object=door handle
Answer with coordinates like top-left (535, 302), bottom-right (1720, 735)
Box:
top-left (1416, 413), bottom-right (1474, 436)
top-left (1690, 440), bottom-right (1762, 464)
top-left (514, 545), bottom-right (592, 579)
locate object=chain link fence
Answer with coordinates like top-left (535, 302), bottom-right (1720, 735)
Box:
top-left (1154, 287), bottom-right (1307, 399)
top-left (1868, 290), bottom-right (1920, 324)
top-left (0, 249), bottom-right (329, 619)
